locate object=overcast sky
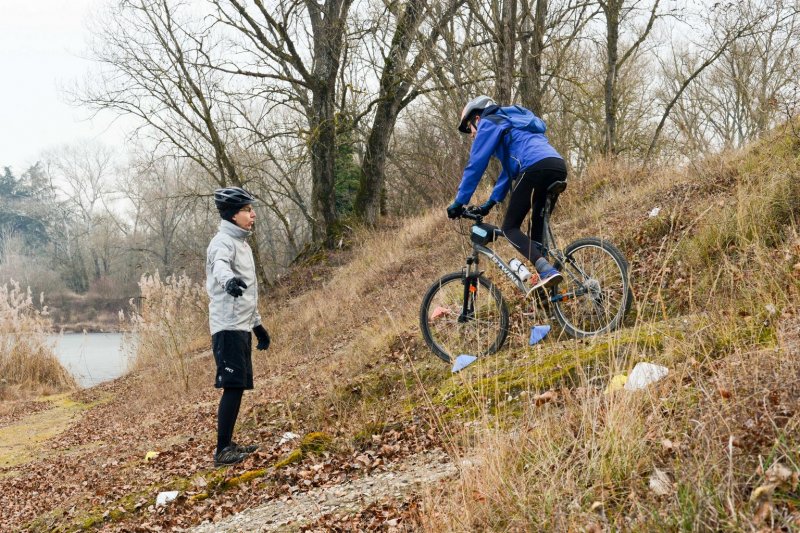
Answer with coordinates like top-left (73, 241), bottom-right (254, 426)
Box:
top-left (0, 0), bottom-right (128, 174)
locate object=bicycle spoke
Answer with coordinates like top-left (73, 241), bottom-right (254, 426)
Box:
top-left (553, 240), bottom-right (630, 337)
top-left (421, 273), bottom-right (508, 361)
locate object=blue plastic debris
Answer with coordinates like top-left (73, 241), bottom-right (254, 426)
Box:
top-left (529, 325), bottom-right (551, 345)
top-left (451, 354), bottom-right (478, 373)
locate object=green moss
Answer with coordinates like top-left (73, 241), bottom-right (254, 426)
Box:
top-left (301, 431), bottom-right (333, 453)
top-left (436, 326), bottom-right (666, 420)
top-left (274, 448), bottom-right (303, 468)
top-left (81, 515), bottom-right (104, 529)
top-left (191, 491), bottom-right (210, 502)
top-left (271, 431), bottom-right (334, 469)
top-left (229, 468), bottom-right (267, 486)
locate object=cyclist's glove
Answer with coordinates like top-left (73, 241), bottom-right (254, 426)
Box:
top-left (225, 277), bottom-right (247, 298)
top-left (476, 199), bottom-right (497, 216)
top-left (446, 201), bottom-right (465, 219)
top-left (253, 324), bottom-right (270, 351)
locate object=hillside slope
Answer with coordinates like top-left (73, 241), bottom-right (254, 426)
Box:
top-left (2, 126), bottom-right (800, 531)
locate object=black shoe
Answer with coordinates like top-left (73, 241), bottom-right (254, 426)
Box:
top-left (214, 445), bottom-right (249, 467)
top-left (230, 441), bottom-right (259, 454)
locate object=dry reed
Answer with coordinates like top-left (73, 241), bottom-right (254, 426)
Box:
top-left (0, 281), bottom-right (75, 399)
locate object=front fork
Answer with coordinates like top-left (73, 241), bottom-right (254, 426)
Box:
top-left (459, 255), bottom-right (480, 323)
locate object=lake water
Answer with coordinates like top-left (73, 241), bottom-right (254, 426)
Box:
top-left (48, 333), bottom-right (134, 388)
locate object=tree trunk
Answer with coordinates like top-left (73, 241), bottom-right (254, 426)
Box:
top-left (604, 1), bottom-right (620, 155)
top-left (354, 0), bottom-right (435, 226)
top-left (248, 233), bottom-right (271, 287)
top-left (355, 101), bottom-right (401, 225)
top-left (519, 0), bottom-right (547, 114)
top-left (307, 0), bottom-right (352, 247)
top-left (496, 0), bottom-right (518, 103)
top-left (309, 90), bottom-right (339, 245)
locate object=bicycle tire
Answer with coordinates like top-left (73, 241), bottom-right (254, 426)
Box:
top-left (552, 237), bottom-right (632, 338)
top-left (420, 272), bottom-right (509, 363)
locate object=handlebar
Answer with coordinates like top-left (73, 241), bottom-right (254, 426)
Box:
top-left (460, 206), bottom-right (483, 222)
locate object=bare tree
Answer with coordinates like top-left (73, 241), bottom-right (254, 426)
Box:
top-left (644, 3), bottom-right (773, 162)
top-left (120, 156), bottom-right (196, 273)
top-left (353, 0), bottom-right (466, 225)
top-left (597, 0), bottom-right (662, 155)
top-left (517, 0), bottom-right (597, 115)
top-left (79, 0), bottom-right (271, 285)
top-left (212, 0), bottom-right (354, 247)
top-left (42, 143), bottom-right (118, 286)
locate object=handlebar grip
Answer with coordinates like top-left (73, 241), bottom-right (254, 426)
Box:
top-left (461, 207), bottom-right (482, 221)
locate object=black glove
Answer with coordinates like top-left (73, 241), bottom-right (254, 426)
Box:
top-left (225, 277), bottom-right (247, 298)
top-left (476, 199), bottom-right (497, 216)
top-left (446, 201), bottom-right (465, 219)
top-left (253, 324), bottom-right (270, 351)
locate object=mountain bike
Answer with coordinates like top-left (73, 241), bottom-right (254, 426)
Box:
top-left (420, 180), bottom-right (633, 363)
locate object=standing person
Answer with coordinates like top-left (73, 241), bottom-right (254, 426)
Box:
top-left (447, 95), bottom-right (567, 289)
top-left (206, 186), bottom-right (271, 466)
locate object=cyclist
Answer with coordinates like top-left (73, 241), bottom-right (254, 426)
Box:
top-left (206, 186), bottom-right (271, 466)
top-left (447, 95), bottom-right (566, 288)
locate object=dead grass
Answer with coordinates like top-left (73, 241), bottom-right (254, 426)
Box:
top-left (128, 271), bottom-right (209, 403)
top-left (419, 129), bottom-right (800, 531)
top-left (15, 124), bottom-right (800, 530)
top-left (0, 281), bottom-right (74, 399)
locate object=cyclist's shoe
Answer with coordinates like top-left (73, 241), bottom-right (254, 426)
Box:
top-left (539, 268), bottom-right (563, 288)
top-left (214, 445), bottom-right (249, 467)
top-left (230, 441), bottom-right (259, 454)
top-left (527, 268), bottom-right (563, 293)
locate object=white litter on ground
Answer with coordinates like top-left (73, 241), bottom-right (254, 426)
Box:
top-left (156, 491), bottom-right (179, 506)
top-left (624, 362), bottom-right (669, 390)
top-left (278, 432), bottom-right (300, 446)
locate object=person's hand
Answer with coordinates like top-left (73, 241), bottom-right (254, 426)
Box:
top-left (225, 277), bottom-right (247, 297)
top-left (253, 324), bottom-right (270, 351)
top-left (475, 199), bottom-right (497, 216)
top-left (446, 201), bottom-right (465, 219)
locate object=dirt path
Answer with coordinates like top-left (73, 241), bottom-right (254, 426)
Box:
top-left (189, 450), bottom-right (456, 532)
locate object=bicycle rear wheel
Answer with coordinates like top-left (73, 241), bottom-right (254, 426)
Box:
top-left (420, 272), bottom-right (509, 363)
top-left (552, 237), bottom-right (632, 338)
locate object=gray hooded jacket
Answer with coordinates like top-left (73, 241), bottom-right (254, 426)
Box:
top-left (206, 220), bottom-right (262, 335)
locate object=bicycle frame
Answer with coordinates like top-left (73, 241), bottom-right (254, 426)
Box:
top-left (467, 244), bottom-right (528, 293)
top-left (459, 189), bottom-right (592, 309)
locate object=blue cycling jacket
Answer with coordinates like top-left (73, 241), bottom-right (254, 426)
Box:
top-left (455, 106), bottom-right (563, 206)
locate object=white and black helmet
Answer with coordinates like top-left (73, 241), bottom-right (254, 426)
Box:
top-left (458, 95), bottom-right (496, 133)
top-left (214, 187), bottom-right (256, 210)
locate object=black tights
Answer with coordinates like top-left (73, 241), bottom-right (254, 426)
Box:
top-left (501, 160), bottom-right (567, 264)
top-left (217, 388), bottom-right (244, 452)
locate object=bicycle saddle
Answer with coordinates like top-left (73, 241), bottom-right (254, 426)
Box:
top-left (547, 180), bottom-right (567, 196)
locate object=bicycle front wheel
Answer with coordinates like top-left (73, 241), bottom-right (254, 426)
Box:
top-left (552, 238), bottom-right (632, 338)
top-left (420, 272), bottom-right (509, 363)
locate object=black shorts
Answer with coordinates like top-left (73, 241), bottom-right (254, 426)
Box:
top-left (212, 330), bottom-right (253, 389)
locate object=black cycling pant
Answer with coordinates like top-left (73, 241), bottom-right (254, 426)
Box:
top-left (217, 387), bottom-right (244, 452)
top-left (501, 158), bottom-right (567, 264)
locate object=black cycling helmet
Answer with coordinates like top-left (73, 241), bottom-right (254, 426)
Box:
top-left (214, 187), bottom-right (255, 211)
top-left (458, 95), bottom-right (496, 133)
